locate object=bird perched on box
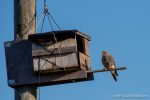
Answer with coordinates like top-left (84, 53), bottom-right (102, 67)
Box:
top-left (102, 51), bottom-right (118, 81)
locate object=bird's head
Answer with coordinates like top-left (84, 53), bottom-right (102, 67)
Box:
top-left (102, 50), bottom-right (109, 56)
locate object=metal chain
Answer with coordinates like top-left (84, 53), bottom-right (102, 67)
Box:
top-left (47, 14), bottom-right (66, 72)
top-left (38, 58), bottom-right (41, 100)
top-left (38, 1), bottom-right (65, 71)
top-left (40, 14), bottom-right (46, 33)
top-left (38, 1), bottom-right (63, 100)
top-left (47, 12), bottom-right (61, 30)
top-left (36, 13), bottom-right (45, 33)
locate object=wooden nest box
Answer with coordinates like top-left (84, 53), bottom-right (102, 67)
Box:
top-left (29, 30), bottom-right (91, 74)
top-left (4, 30), bottom-right (94, 87)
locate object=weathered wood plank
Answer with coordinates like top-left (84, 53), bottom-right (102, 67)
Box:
top-left (32, 45), bottom-right (77, 57)
top-left (11, 67), bottom-right (91, 87)
top-left (49, 38), bottom-right (76, 49)
top-left (33, 57), bottom-right (56, 71)
top-left (56, 53), bottom-right (78, 68)
top-left (32, 38), bottom-right (77, 56)
top-left (79, 52), bottom-right (91, 71)
top-left (32, 38), bottom-right (76, 50)
top-left (76, 31), bottom-right (91, 41)
top-left (83, 38), bottom-right (90, 56)
top-left (33, 52), bottom-right (79, 73)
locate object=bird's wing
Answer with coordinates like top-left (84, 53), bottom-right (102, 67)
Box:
top-left (108, 55), bottom-right (116, 68)
top-left (109, 54), bottom-right (118, 76)
top-left (102, 55), bottom-right (109, 68)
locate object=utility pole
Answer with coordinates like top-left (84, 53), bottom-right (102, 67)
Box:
top-left (14, 0), bottom-right (37, 100)
top-left (14, 0), bottom-right (36, 40)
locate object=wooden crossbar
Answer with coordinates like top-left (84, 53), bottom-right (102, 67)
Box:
top-left (87, 67), bottom-right (127, 73)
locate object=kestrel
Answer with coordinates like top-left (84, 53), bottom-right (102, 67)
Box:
top-left (102, 51), bottom-right (118, 81)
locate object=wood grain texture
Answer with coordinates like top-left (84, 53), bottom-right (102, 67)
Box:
top-left (32, 38), bottom-right (77, 56)
top-left (14, 0), bottom-right (37, 100)
top-left (15, 86), bottom-right (37, 100)
top-left (33, 53), bottom-right (79, 73)
top-left (14, 0), bottom-right (36, 40)
top-left (79, 52), bottom-right (91, 71)
top-left (83, 38), bottom-right (90, 56)
top-left (32, 45), bottom-right (77, 57)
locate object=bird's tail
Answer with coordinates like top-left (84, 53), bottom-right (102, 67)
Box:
top-left (114, 65), bottom-right (118, 76)
top-left (115, 70), bottom-right (118, 76)
top-left (111, 71), bottom-right (117, 81)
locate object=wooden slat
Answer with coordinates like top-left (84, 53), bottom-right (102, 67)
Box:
top-left (49, 38), bottom-right (76, 49)
top-left (13, 69), bottom-right (92, 87)
top-left (33, 57), bottom-right (55, 71)
top-left (33, 52), bottom-right (79, 73)
top-left (28, 30), bottom-right (91, 41)
top-left (56, 53), bottom-right (79, 68)
top-left (76, 31), bottom-right (91, 41)
top-left (32, 38), bottom-right (76, 50)
top-left (32, 38), bottom-right (77, 57)
top-left (32, 46), bottom-right (77, 57)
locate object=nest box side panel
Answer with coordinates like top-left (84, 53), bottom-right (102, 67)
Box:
top-left (83, 38), bottom-right (90, 56)
top-left (4, 40), bottom-right (33, 86)
top-left (79, 52), bottom-right (91, 71)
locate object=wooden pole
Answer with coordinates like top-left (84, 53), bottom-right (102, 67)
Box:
top-left (15, 86), bottom-right (37, 100)
top-left (14, 0), bottom-right (36, 40)
top-left (14, 0), bottom-right (37, 100)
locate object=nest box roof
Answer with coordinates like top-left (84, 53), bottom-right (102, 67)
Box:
top-left (28, 30), bottom-right (91, 41)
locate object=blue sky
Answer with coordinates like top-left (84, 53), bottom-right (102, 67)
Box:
top-left (0, 0), bottom-right (150, 100)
